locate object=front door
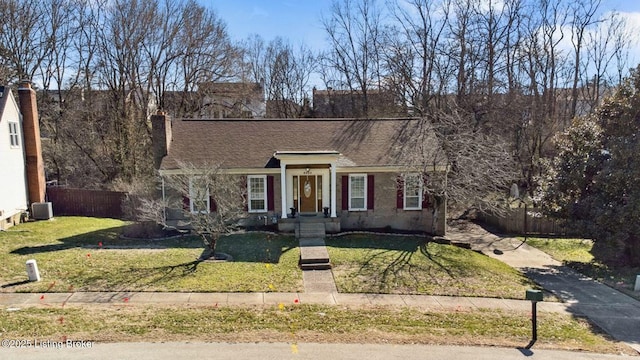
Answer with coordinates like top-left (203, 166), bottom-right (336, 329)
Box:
top-left (299, 175), bottom-right (316, 213)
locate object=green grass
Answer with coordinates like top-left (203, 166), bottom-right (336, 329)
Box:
top-left (525, 238), bottom-right (595, 263)
top-left (0, 305), bottom-right (628, 354)
top-left (527, 238), bottom-right (640, 299)
top-left (327, 234), bottom-right (541, 299)
top-left (0, 217), bottom-right (302, 293)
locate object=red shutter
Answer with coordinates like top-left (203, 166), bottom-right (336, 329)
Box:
top-left (267, 175), bottom-right (275, 211)
top-left (396, 176), bottom-right (404, 209)
top-left (182, 195), bottom-right (190, 211)
top-left (422, 175), bottom-right (429, 209)
top-left (367, 174), bottom-right (374, 210)
top-left (209, 197), bottom-right (217, 212)
top-left (422, 193), bottom-right (430, 209)
top-left (341, 175), bottom-right (349, 210)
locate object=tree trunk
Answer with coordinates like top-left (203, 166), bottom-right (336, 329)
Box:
top-left (200, 233), bottom-right (218, 259)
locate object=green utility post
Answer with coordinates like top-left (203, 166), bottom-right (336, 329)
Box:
top-left (525, 289), bottom-right (543, 349)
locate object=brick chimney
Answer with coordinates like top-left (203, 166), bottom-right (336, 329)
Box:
top-left (151, 110), bottom-right (172, 169)
top-left (18, 81), bottom-right (45, 205)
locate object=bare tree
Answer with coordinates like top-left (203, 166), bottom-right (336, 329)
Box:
top-left (139, 162), bottom-right (246, 259)
top-left (401, 106), bottom-right (518, 228)
top-left (0, 0), bottom-right (55, 83)
top-left (384, 0), bottom-right (450, 115)
top-left (582, 11), bottom-right (631, 109)
top-left (320, 0), bottom-right (385, 116)
top-left (241, 36), bottom-right (316, 117)
top-left (568, 0), bottom-right (601, 119)
top-left (172, 0), bottom-right (238, 117)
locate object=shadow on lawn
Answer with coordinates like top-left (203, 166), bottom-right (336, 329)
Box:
top-left (9, 224), bottom-right (296, 265)
top-left (10, 225), bottom-right (202, 255)
top-left (327, 235), bottom-right (457, 286)
top-left (92, 259), bottom-right (204, 291)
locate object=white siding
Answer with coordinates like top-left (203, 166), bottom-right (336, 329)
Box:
top-left (0, 90), bottom-right (28, 219)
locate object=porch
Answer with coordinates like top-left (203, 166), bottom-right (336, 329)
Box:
top-left (277, 214), bottom-right (341, 233)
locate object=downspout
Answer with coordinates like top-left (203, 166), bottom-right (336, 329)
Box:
top-left (161, 176), bottom-right (166, 224)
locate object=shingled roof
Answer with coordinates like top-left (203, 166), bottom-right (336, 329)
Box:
top-left (0, 86), bottom-right (9, 118)
top-left (160, 118), bottom-right (439, 170)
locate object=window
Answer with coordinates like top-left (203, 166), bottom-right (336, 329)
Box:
top-left (349, 174), bottom-right (367, 211)
top-left (248, 175), bottom-right (267, 212)
top-left (404, 174), bottom-right (422, 210)
top-left (8, 121), bottom-right (19, 147)
top-left (189, 177), bottom-right (210, 213)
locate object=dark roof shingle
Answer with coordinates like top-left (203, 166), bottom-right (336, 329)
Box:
top-left (160, 118), bottom-right (436, 170)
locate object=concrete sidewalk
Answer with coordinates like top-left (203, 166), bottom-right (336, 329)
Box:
top-left (0, 291), bottom-right (569, 313)
top-left (446, 223), bottom-right (640, 353)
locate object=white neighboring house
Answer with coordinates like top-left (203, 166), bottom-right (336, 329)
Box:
top-left (0, 85), bottom-right (28, 229)
top-left (0, 82), bottom-right (46, 230)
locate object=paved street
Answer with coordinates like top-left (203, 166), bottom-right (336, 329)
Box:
top-left (0, 342), bottom-right (635, 360)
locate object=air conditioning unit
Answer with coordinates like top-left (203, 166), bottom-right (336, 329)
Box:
top-left (32, 202), bottom-right (53, 220)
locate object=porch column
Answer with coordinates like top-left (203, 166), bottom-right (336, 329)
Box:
top-left (280, 162), bottom-right (288, 219)
top-left (330, 162), bottom-right (337, 217)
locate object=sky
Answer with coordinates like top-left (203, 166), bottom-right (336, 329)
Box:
top-left (209, 0), bottom-right (640, 45)
top-left (209, 1), bottom-right (329, 48)
top-left (206, 0), bottom-right (640, 79)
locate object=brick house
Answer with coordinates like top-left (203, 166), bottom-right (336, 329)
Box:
top-left (152, 114), bottom-right (446, 235)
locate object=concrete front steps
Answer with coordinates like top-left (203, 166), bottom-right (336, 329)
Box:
top-left (297, 222), bottom-right (331, 271)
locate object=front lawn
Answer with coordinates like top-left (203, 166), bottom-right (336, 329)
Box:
top-left (327, 234), bottom-right (541, 299)
top-left (0, 217), bottom-right (302, 293)
top-left (526, 238), bottom-right (640, 299)
top-left (0, 304), bottom-right (630, 354)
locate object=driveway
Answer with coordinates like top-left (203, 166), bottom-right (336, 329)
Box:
top-left (446, 222), bottom-right (640, 353)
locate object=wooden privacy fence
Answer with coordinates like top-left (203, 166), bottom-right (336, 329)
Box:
top-left (46, 187), bottom-right (127, 219)
top-left (478, 207), bottom-right (577, 236)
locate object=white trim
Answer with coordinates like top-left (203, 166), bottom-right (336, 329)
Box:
top-left (159, 168), bottom-right (281, 176)
top-left (403, 173), bottom-right (422, 210)
top-left (280, 164), bottom-right (287, 218)
top-left (247, 175), bottom-right (268, 213)
top-left (8, 121), bottom-right (19, 148)
top-left (348, 173), bottom-right (367, 211)
top-left (159, 165), bottom-right (448, 176)
top-left (330, 163), bottom-right (337, 217)
top-left (286, 168), bottom-right (330, 214)
top-left (189, 177), bottom-right (210, 214)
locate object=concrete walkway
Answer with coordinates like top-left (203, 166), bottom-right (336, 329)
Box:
top-left (446, 223), bottom-right (640, 353)
top-left (297, 221), bottom-right (338, 292)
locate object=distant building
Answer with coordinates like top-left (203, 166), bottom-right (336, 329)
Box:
top-left (198, 81), bottom-right (265, 118)
top-left (163, 82), bottom-right (265, 119)
top-left (312, 88), bottom-right (407, 118)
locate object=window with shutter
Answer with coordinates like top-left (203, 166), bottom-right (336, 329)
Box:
top-left (348, 174), bottom-right (367, 211)
top-left (247, 175), bottom-right (267, 212)
top-left (403, 173), bottom-right (422, 210)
